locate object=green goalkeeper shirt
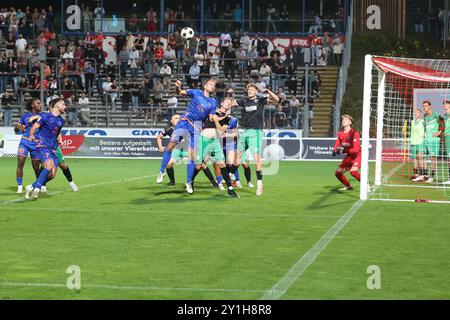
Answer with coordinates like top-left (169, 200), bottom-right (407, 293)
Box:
top-left (424, 112), bottom-right (441, 140)
top-left (410, 118), bottom-right (424, 145)
top-left (445, 113), bottom-right (450, 137)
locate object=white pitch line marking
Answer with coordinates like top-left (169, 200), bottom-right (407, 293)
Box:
top-left (0, 175), bottom-right (156, 205)
top-left (0, 282), bottom-right (266, 294)
top-left (262, 163), bottom-right (405, 300)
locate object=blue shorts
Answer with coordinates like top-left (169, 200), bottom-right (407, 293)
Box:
top-left (37, 147), bottom-right (59, 168)
top-left (17, 139), bottom-right (40, 160)
top-left (169, 119), bottom-right (200, 149)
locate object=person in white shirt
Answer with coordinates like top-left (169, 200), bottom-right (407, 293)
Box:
top-left (189, 61), bottom-right (200, 87)
top-left (209, 61), bottom-right (220, 77)
top-left (102, 77), bottom-right (113, 106)
top-left (166, 95), bottom-right (178, 117)
top-left (256, 76), bottom-right (267, 92)
top-left (219, 32), bottom-right (231, 65)
top-left (78, 92), bottom-right (93, 126)
top-left (15, 34), bottom-right (27, 56)
top-left (259, 62), bottom-right (272, 86)
top-left (94, 6), bottom-right (105, 19)
top-left (164, 44), bottom-right (176, 69)
top-left (129, 47), bottom-right (140, 78)
top-left (240, 32), bottom-right (251, 53)
top-left (289, 96), bottom-right (301, 129)
top-left (160, 63), bottom-right (172, 91)
top-left (237, 47), bottom-right (247, 76)
top-left (62, 48), bottom-right (74, 60)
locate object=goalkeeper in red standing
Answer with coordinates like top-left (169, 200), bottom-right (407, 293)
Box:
top-left (332, 115), bottom-right (362, 191)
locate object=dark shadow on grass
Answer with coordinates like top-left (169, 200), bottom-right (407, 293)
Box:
top-left (305, 186), bottom-right (359, 210)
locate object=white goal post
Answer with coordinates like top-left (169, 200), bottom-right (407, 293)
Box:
top-left (360, 55), bottom-right (450, 203)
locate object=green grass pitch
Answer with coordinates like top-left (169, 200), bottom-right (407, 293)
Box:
top-left (0, 158), bottom-right (449, 299)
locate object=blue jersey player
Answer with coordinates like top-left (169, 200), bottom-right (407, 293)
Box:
top-left (25, 99), bottom-right (67, 200)
top-left (15, 98), bottom-right (44, 194)
top-left (157, 78), bottom-right (218, 194)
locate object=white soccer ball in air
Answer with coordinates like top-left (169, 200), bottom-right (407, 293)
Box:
top-left (263, 144), bottom-right (285, 161)
top-left (181, 27), bottom-right (195, 40)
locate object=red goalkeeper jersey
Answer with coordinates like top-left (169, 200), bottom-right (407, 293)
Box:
top-left (333, 128), bottom-right (361, 158)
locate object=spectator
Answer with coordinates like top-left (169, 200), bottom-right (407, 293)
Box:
top-left (131, 81), bottom-right (140, 111)
top-left (102, 76), bottom-right (113, 105)
top-left (188, 36), bottom-right (198, 58)
top-left (259, 61), bottom-right (272, 86)
top-left (128, 14), bottom-right (139, 33)
top-left (273, 105), bottom-right (287, 129)
top-left (146, 7), bottom-right (158, 32)
top-left (266, 3), bottom-right (277, 33)
top-left (166, 95), bottom-right (178, 117)
top-left (236, 47), bottom-right (247, 76)
top-left (287, 61), bottom-right (298, 95)
top-left (280, 4), bottom-right (289, 32)
top-left (231, 30), bottom-right (241, 51)
top-left (1, 91), bottom-right (15, 126)
top-left (175, 5), bottom-right (185, 31)
top-left (219, 32), bottom-right (231, 65)
top-left (94, 4), bottom-right (105, 20)
top-left (209, 61), bottom-right (220, 77)
top-left (160, 63), bottom-right (172, 91)
top-left (78, 92), bottom-right (93, 126)
top-left (0, 58), bottom-right (11, 93)
top-left (302, 95), bottom-right (314, 132)
top-left (189, 61), bottom-right (200, 87)
top-left (175, 32), bottom-right (185, 61)
top-left (302, 43), bottom-right (312, 66)
top-left (82, 6), bottom-right (92, 32)
top-left (240, 32), bottom-right (251, 53)
top-left (332, 35), bottom-right (343, 65)
top-left (129, 47), bottom-right (140, 78)
top-left (233, 4), bottom-right (242, 30)
top-left (194, 49), bottom-right (206, 76)
top-left (66, 93), bottom-right (77, 126)
top-left (223, 46), bottom-right (236, 79)
top-left (167, 9), bottom-right (176, 33)
top-left (121, 78), bottom-right (132, 111)
top-left (15, 34), bottom-right (27, 56)
top-left (289, 96), bottom-right (301, 129)
top-left (164, 44), bottom-right (176, 70)
top-left (109, 80), bottom-right (119, 111)
top-left (414, 8), bottom-right (425, 33)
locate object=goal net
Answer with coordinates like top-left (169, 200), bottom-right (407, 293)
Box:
top-left (360, 55), bottom-right (450, 203)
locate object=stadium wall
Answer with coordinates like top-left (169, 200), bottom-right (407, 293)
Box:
top-left (0, 127), bottom-right (384, 161)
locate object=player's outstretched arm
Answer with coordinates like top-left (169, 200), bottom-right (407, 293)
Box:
top-left (211, 114), bottom-right (229, 134)
top-left (175, 80), bottom-right (188, 96)
top-left (29, 122), bottom-right (41, 141)
top-left (262, 88), bottom-right (280, 104)
top-left (156, 132), bottom-right (166, 152)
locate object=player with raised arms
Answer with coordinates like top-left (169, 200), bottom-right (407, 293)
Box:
top-left (156, 78), bottom-right (218, 194)
top-left (228, 83), bottom-right (280, 196)
top-left (25, 99), bottom-right (66, 199)
top-left (332, 114), bottom-right (362, 191)
top-left (15, 98), bottom-right (43, 194)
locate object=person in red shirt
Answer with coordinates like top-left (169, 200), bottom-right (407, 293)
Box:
top-left (95, 32), bottom-right (105, 49)
top-left (333, 115), bottom-right (362, 190)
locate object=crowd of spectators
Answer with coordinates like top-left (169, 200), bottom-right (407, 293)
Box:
top-left (0, 4), bottom-right (344, 129)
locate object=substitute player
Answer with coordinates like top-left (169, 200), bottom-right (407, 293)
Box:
top-left (443, 101), bottom-right (450, 185)
top-left (15, 98), bottom-right (43, 193)
top-left (411, 109), bottom-right (426, 182)
top-left (157, 114), bottom-right (217, 187)
top-left (332, 115), bottom-right (362, 191)
top-left (25, 99), bottom-right (66, 199)
top-left (229, 84), bottom-right (280, 196)
top-left (157, 79), bottom-right (218, 194)
top-left (423, 101), bottom-right (442, 183)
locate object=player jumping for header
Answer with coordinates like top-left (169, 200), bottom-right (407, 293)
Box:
top-left (156, 78), bottom-right (218, 194)
top-left (333, 115), bottom-right (362, 191)
top-left (25, 99), bottom-right (67, 199)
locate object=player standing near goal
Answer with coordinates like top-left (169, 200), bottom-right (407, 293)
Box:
top-left (15, 98), bottom-right (43, 193)
top-left (410, 109), bottom-right (426, 182)
top-left (422, 101), bottom-right (443, 183)
top-left (25, 99), bottom-right (66, 199)
top-left (333, 115), bottom-right (362, 191)
top-left (157, 79), bottom-right (218, 194)
top-left (228, 84), bottom-right (280, 196)
top-left (443, 101), bottom-right (450, 185)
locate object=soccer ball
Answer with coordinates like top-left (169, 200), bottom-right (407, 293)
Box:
top-left (181, 27), bottom-right (195, 40)
top-left (263, 144), bottom-right (285, 161)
